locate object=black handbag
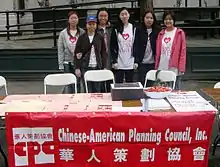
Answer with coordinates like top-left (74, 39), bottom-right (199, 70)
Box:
top-left (153, 70), bottom-right (169, 87)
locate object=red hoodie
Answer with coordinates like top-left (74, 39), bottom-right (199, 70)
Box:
top-left (155, 28), bottom-right (186, 73)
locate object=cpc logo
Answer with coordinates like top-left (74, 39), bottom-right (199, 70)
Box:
top-left (12, 128), bottom-right (55, 166)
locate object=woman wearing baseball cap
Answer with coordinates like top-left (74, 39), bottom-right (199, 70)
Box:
top-left (74, 15), bottom-right (107, 93)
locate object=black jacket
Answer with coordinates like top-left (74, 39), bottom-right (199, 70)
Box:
top-left (74, 32), bottom-right (107, 69)
top-left (110, 24), bottom-right (137, 64)
top-left (97, 26), bottom-right (112, 69)
top-left (133, 24), bottom-right (159, 64)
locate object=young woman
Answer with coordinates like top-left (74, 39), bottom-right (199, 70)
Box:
top-left (96, 7), bottom-right (112, 92)
top-left (110, 7), bottom-right (138, 83)
top-left (57, 10), bottom-right (85, 93)
top-left (96, 7), bottom-right (112, 69)
top-left (74, 16), bottom-right (107, 93)
top-left (134, 10), bottom-right (160, 87)
top-left (155, 10), bottom-right (186, 90)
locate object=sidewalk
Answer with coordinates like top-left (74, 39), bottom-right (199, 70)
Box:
top-left (0, 35), bottom-right (220, 49)
top-left (0, 80), bottom-right (216, 96)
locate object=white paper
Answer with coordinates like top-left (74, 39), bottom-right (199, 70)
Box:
top-left (112, 99), bottom-right (171, 112)
top-left (148, 99), bottom-right (171, 110)
top-left (167, 91), bottom-right (217, 112)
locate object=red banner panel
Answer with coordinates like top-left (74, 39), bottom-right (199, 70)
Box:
top-left (6, 111), bottom-right (215, 167)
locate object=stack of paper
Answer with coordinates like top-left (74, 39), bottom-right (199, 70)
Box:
top-left (148, 99), bottom-right (171, 110)
top-left (167, 91), bottom-right (217, 112)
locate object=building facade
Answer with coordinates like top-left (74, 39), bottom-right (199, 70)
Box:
top-left (0, 0), bottom-right (219, 35)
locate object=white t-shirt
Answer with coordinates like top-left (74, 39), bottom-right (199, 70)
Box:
top-left (142, 28), bottom-right (154, 64)
top-left (117, 23), bottom-right (134, 70)
top-left (67, 30), bottom-right (78, 53)
top-left (88, 35), bottom-right (97, 67)
top-left (158, 28), bottom-right (179, 75)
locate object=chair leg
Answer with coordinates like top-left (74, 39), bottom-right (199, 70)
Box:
top-left (85, 81), bottom-right (88, 93)
top-left (0, 145), bottom-right (8, 167)
top-left (4, 85), bottom-right (8, 96)
top-left (212, 135), bottom-right (220, 156)
top-left (44, 85), bottom-right (46, 94)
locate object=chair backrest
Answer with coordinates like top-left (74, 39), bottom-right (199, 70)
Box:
top-left (44, 73), bottom-right (77, 94)
top-left (0, 76), bottom-right (8, 95)
top-left (84, 70), bottom-right (115, 93)
top-left (144, 70), bottom-right (177, 89)
top-left (214, 82), bottom-right (220, 88)
top-left (84, 70), bottom-right (115, 82)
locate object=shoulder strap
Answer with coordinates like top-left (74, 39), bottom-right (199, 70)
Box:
top-left (155, 70), bottom-right (161, 80)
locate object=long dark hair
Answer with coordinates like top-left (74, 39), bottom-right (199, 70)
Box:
top-left (67, 10), bottom-right (80, 37)
top-left (142, 9), bottom-right (160, 32)
top-left (115, 7), bottom-right (130, 34)
top-left (96, 7), bottom-right (110, 26)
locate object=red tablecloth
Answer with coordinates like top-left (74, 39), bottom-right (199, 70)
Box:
top-left (6, 111), bottom-right (215, 167)
top-left (2, 93), bottom-right (216, 167)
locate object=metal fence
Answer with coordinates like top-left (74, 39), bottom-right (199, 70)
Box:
top-left (1, 1), bottom-right (220, 47)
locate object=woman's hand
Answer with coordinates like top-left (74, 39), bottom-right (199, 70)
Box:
top-left (75, 69), bottom-right (81, 77)
top-left (133, 63), bottom-right (138, 70)
top-left (112, 63), bottom-right (118, 69)
top-left (76, 53), bottom-right (82, 59)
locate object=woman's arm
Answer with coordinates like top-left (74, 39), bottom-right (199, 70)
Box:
top-left (101, 36), bottom-right (107, 69)
top-left (74, 36), bottom-right (82, 69)
top-left (133, 27), bottom-right (140, 64)
top-left (178, 30), bottom-right (186, 73)
top-left (110, 28), bottom-right (118, 64)
top-left (57, 31), bottom-right (65, 70)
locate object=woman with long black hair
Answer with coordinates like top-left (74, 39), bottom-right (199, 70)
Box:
top-left (96, 7), bottom-right (112, 70)
top-left (110, 7), bottom-right (138, 83)
top-left (96, 8), bottom-right (113, 92)
top-left (133, 10), bottom-right (160, 87)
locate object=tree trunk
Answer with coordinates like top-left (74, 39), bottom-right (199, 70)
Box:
top-left (139, 0), bottom-right (153, 20)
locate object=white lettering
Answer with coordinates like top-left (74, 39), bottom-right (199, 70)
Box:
top-left (58, 128), bottom-right (87, 143)
top-left (90, 128), bottom-right (125, 143)
top-left (128, 128), bottom-right (161, 145)
top-left (165, 127), bottom-right (192, 144)
top-left (195, 128), bottom-right (207, 141)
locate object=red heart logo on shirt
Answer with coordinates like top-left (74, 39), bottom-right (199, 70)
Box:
top-left (122, 33), bottom-right (129, 40)
top-left (164, 37), bottom-right (171, 44)
top-left (70, 37), bottom-right (76, 43)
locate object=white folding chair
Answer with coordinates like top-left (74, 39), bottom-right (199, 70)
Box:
top-left (84, 70), bottom-right (115, 93)
top-left (144, 70), bottom-right (177, 89)
top-left (214, 82), bottom-right (220, 88)
top-left (44, 73), bottom-right (77, 94)
top-left (0, 76), bottom-right (8, 95)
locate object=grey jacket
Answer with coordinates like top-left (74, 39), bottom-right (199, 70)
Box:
top-left (57, 28), bottom-right (85, 70)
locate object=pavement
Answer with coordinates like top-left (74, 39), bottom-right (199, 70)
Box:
top-left (0, 34), bottom-right (219, 49)
top-left (0, 80), bottom-right (217, 95)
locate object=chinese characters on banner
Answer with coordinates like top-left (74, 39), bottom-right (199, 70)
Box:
top-left (6, 111), bottom-right (215, 167)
